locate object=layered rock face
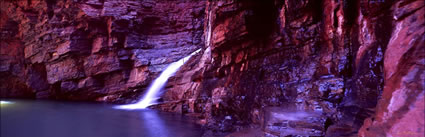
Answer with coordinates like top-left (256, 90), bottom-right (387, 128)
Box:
top-left (1, 0), bottom-right (424, 136)
top-left (159, 0), bottom-right (424, 136)
top-left (0, 0), bottom-right (204, 102)
top-left (359, 1), bottom-right (425, 136)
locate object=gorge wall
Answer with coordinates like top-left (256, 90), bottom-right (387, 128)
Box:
top-left (160, 0), bottom-right (424, 136)
top-left (0, 0), bottom-right (205, 102)
top-left (1, 0), bottom-right (424, 136)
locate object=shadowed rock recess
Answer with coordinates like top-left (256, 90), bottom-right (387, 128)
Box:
top-left (1, 0), bottom-right (423, 136)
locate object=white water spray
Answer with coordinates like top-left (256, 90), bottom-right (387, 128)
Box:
top-left (115, 49), bottom-right (201, 109)
top-left (206, 10), bottom-right (213, 47)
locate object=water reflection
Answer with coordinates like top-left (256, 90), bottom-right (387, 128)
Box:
top-left (0, 100), bottom-right (203, 137)
top-left (141, 110), bottom-right (170, 137)
top-left (0, 100), bottom-right (13, 105)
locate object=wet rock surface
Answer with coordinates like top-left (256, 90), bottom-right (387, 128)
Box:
top-left (262, 107), bottom-right (327, 136)
top-left (159, 0), bottom-right (424, 136)
top-left (1, 0), bottom-right (424, 136)
top-left (0, 0), bottom-right (205, 102)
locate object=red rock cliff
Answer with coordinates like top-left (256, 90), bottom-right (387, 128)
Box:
top-left (159, 0), bottom-right (424, 136)
top-left (1, 0), bottom-right (424, 136)
top-left (0, 0), bottom-right (205, 102)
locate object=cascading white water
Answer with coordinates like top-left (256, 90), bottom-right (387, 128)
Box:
top-left (205, 10), bottom-right (212, 47)
top-left (115, 49), bottom-right (201, 109)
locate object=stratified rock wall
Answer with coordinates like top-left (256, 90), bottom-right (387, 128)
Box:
top-left (0, 0), bottom-right (205, 102)
top-left (159, 0), bottom-right (424, 136)
top-left (359, 1), bottom-right (425, 136)
top-left (1, 0), bottom-right (423, 136)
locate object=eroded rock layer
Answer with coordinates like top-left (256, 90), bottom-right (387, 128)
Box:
top-left (1, 0), bottom-right (424, 136)
top-left (159, 0), bottom-right (424, 136)
top-left (0, 0), bottom-right (205, 102)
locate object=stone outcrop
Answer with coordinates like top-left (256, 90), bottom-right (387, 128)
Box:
top-left (1, 0), bottom-right (423, 136)
top-left (0, 0), bottom-right (205, 102)
top-left (261, 107), bottom-right (328, 136)
top-left (358, 1), bottom-right (425, 136)
top-left (157, 0), bottom-right (424, 136)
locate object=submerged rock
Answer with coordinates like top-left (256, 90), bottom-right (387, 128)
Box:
top-left (262, 107), bottom-right (327, 137)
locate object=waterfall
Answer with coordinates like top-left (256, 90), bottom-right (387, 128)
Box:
top-left (206, 8), bottom-right (213, 47)
top-left (115, 49), bottom-right (201, 109)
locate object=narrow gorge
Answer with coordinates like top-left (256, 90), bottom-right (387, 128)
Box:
top-left (1, 0), bottom-right (424, 137)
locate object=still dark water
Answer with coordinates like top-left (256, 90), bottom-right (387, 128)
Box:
top-left (0, 100), bottom-right (203, 137)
